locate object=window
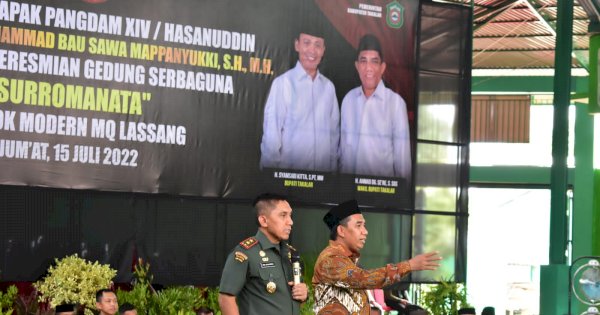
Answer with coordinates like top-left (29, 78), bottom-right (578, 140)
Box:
top-left (467, 187), bottom-right (550, 314)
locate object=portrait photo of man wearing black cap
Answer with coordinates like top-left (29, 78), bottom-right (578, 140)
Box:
top-left (340, 34), bottom-right (411, 179)
top-left (259, 23), bottom-right (340, 172)
top-left (312, 200), bottom-right (441, 315)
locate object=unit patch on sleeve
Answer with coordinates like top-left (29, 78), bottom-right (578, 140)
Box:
top-left (234, 251), bottom-right (248, 262)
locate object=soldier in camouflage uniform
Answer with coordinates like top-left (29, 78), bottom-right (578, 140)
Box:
top-left (219, 193), bottom-right (308, 315)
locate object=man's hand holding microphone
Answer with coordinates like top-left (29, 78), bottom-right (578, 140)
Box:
top-left (289, 254), bottom-right (308, 302)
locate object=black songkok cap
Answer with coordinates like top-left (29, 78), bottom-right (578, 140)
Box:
top-left (299, 24), bottom-right (325, 39)
top-left (357, 34), bottom-right (384, 61)
top-left (323, 200), bottom-right (361, 230)
top-left (55, 304), bottom-right (75, 312)
top-left (296, 9), bottom-right (325, 39)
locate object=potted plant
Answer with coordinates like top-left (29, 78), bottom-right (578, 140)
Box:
top-left (117, 258), bottom-right (222, 315)
top-left (34, 254), bottom-right (116, 315)
top-left (198, 287), bottom-right (221, 315)
top-left (0, 284), bottom-right (18, 315)
top-left (420, 280), bottom-right (471, 315)
top-left (13, 288), bottom-right (54, 315)
top-left (299, 253), bottom-right (318, 315)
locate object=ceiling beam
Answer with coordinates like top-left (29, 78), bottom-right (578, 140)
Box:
top-left (577, 0), bottom-right (600, 32)
top-left (474, 17), bottom-right (589, 23)
top-left (473, 0), bottom-right (522, 31)
top-left (438, 0), bottom-right (493, 10)
top-left (578, 0), bottom-right (600, 21)
top-left (473, 0), bottom-right (519, 19)
top-left (523, 0), bottom-right (590, 70)
top-left (523, 0), bottom-right (556, 35)
top-left (472, 76), bottom-right (588, 94)
top-left (473, 48), bottom-right (589, 52)
top-left (474, 33), bottom-right (588, 38)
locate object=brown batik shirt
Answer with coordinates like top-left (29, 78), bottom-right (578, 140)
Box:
top-left (312, 241), bottom-right (411, 315)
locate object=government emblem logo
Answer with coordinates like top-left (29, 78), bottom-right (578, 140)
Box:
top-left (386, 1), bottom-right (404, 29)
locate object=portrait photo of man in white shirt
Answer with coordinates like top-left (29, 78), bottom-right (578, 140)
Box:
top-left (259, 28), bottom-right (340, 172)
top-left (340, 34), bottom-right (411, 179)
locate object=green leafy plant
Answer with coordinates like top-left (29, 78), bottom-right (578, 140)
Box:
top-left (299, 253), bottom-right (317, 315)
top-left (0, 285), bottom-right (18, 315)
top-left (150, 286), bottom-right (203, 315)
top-left (419, 280), bottom-right (470, 315)
top-left (33, 254), bottom-right (116, 315)
top-left (117, 258), bottom-right (221, 315)
top-left (198, 287), bottom-right (221, 315)
top-left (299, 285), bottom-right (314, 315)
top-left (117, 282), bottom-right (152, 315)
top-left (132, 258), bottom-right (154, 291)
top-left (13, 289), bottom-right (56, 315)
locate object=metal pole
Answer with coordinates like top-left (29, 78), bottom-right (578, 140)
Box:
top-left (549, 0), bottom-right (573, 266)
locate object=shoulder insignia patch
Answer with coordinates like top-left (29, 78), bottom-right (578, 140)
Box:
top-left (240, 237), bottom-right (258, 249)
top-left (234, 251), bottom-right (248, 263)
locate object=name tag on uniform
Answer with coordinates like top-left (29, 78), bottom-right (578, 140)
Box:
top-left (260, 262), bottom-right (276, 268)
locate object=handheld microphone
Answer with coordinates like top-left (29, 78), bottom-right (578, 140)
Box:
top-left (291, 254), bottom-right (301, 284)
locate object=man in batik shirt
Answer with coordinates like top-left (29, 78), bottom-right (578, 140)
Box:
top-left (312, 200), bottom-right (441, 314)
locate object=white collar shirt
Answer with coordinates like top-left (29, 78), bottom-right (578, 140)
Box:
top-left (340, 80), bottom-right (411, 178)
top-left (260, 61), bottom-right (340, 172)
